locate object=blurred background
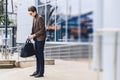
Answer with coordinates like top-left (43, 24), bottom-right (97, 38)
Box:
top-left (0, 0), bottom-right (120, 80)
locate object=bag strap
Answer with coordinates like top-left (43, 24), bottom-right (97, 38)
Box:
top-left (25, 39), bottom-right (31, 43)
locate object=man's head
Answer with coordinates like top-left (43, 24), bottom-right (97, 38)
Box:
top-left (28, 6), bottom-right (37, 17)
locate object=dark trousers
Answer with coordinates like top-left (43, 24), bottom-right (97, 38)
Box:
top-left (35, 39), bottom-right (45, 75)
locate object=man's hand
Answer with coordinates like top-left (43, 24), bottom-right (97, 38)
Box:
top-left (28, 34), bottom-right (36, 40)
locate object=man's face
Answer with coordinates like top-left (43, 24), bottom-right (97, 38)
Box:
top-left (28, 11), bottom-right (36, 17)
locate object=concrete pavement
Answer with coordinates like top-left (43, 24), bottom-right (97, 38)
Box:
top-left (0, 59), bottom-right (102, 80)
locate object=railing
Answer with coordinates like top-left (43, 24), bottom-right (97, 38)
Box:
top-left (95, 29), bottom-right (120, 80)
top-left (0, 45), bottom-right (37, 64)
top-left (45, 42), bottom-right (92, 59)
top-left (0, 45), bottom-right (22, 61)
top-left (44, 42), bottom-right (93, 69)
top-left (0, 42), bottom-right (93, 64)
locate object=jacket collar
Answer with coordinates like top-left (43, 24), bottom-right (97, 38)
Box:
top-left (34, 14), bottom-right (38, 18)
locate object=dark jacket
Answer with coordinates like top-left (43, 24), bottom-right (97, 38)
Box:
top-left (31, 14), bottom-right (46, 41)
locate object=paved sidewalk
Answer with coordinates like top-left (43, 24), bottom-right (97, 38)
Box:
top-left (0, 60), bottom-right (102, 80)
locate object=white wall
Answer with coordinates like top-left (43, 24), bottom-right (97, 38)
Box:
top-left (92, 0), bottom-right (103, 70)
top-left (93, 0), bottom-right (120, 80)
top-left (17, 0), bottom-right (35, 43)
top-left (103, 0), bottom-right (120, 80)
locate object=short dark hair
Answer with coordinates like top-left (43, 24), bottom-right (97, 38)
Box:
top-left (28, 6), bottom-right (37, 12)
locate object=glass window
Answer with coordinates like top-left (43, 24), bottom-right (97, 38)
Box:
top-left (56, 0), bottom-right (67, 42)
top-left (38, 0), bottom-right (46, 4)
top-left (37, 0), bottom-right (93, 42)
top-left (56, 0), bottom-right (81, 42)
top-left (0, 0), bottom-right (4, 15)
top-left (38, 6), bottom-right (45, 17)
top-left (46, 3), bottom-right (56, 41)
top-left (38, 0), bottom-right (56, 4)
top-left (46, 0), bottom-right (55, 3)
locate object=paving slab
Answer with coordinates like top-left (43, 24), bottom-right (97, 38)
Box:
top-left (0, 60), bottom-right (102, 80)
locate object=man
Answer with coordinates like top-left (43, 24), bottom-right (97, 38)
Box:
top-left (28, 6), bottom-right (46, 78)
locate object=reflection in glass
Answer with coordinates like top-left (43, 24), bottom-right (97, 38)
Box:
top-left (38, 0), bottom-right (46, 4)
top-left (46, 3), bottom-right (56, 41)
top-left (37, 0), bottom-right (93, 42)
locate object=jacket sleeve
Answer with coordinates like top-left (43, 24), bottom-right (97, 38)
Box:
top-left (34, 16), bottom-right (45, 37)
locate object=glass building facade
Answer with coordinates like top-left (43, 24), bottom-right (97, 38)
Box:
top-left (36, 0), bottom-right (93, 42)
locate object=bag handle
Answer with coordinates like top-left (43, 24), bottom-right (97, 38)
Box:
top-left (25, 39), bottom-right (31, 43)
